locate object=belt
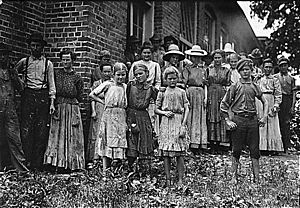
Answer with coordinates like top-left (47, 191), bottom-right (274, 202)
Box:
top-left (234, 112), bottom-right (256, 118)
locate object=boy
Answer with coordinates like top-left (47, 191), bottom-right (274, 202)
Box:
top-left (220, 58), bottom-right (268, 183)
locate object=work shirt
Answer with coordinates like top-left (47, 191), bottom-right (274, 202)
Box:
top-left (220, 79), bottom-right (263, 117)
top-left (15, 55), bottom-right (55, 99)
top-left (274, 72), bottom-right (295, 95)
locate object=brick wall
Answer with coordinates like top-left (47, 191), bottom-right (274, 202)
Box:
top-left (161, 2), bottom-right (181, 39)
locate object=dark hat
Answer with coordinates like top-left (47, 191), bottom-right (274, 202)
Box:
top-left (164, 35), bottom-right (178, 45)
top-left (236, 58), bottom-right (252, 72)
top-left (277, 56), bottom-right (289, 66)
top-left (248, 48), bottom-right (263, 59)
top-left (128, 35), bottom-right (140, 43)
top-left (149, 33), bottom-right (162, 42)
top-left (0, 42), bottom-right (12, 53)
top-left (99, 50), bottom-right (111, 58)
top-left (27, 32), bottom-right (47, 46)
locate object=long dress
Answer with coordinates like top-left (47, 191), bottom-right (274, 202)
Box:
top-left (182, 63), bottom-right (208, 149)
top-left (206, 65), bottom-right (231, 143)
top-left (256, 75), bottom-right (284, 151)
top-left (44, 69), bottom-right (85, 170)
top-left (126, 81), bottom-right (158, 158)
top-left (156, 87), bottom-right (190, 157)
top-left (86, 79), bottom-right (106, 162)
top-left (92, 81), bottom-right (128, 159)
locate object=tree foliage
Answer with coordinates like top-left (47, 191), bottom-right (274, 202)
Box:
top-left (250, 1), bottom-right (300, 69)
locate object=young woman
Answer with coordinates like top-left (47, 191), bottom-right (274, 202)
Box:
top-left (155, 66), bottom-right (190, 187)
top-left (89, 63), bottom-right (128, 173)
top-left (44, 49), bottom-right (85, 171)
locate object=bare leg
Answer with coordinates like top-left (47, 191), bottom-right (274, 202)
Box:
top-left (163, 157), bottom-right (171, 186)
top-left (231, 156), bottom-right (239, 184)
top-left (251, 158), bottom-right (260, 184)
top-left (176, 156), bottom-right (184, 186)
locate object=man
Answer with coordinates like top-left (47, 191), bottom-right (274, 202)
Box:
top-left (274, 57), bottom-right (296, 154)
top-left (220, 58), bottom-right (268, 184)
top-left (15, 32), bottom-right (55, 170)
top-left (0, 42), bottom-right (28, 172)
top-left (248, 48), bottom-right (263, 80)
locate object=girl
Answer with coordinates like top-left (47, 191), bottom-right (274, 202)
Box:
top-left (155, 66), bottom-right (190, 187)
top-left (89, 62), bottom-right (128, 173)
top-left (126, 63), bottom-right (158, 173)
top-left (44, 49), bottom-right (85, 171)
top-left (256, 58), bottom-right (284, 153)
top-left (183, 45), bottom-right (208, 151)
top-left (86, 64), bottom-right (113, 169)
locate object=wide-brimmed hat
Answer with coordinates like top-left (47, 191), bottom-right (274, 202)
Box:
top-left (185, 45), bottom-right (207, 56)
top-left (277, 56), bottom-right (289, 66)
top-left (248, 48), bottom-right (263, 59)
top-left (223, 43), bottom-right (235, 53)
top-left (149, 33), bottom-right (162, 42)
top-left (26, 32), bottom-right (47, 46)
top-left (163, 44), bottom-right (185, 61)
top-left (163, 35), bottom-right (178, 45)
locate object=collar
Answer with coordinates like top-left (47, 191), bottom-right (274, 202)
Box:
top-left (131, 80), bottom-right (151, 89)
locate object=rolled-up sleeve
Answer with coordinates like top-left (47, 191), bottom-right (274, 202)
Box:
top-left (273, 77), bottom-right (282, 107)
top-left (220, 85), bottom-right (235, 118)
top-left (47, 61), bottom-right (56, 99)
top-left (154, 63), bottom-right (161, 90)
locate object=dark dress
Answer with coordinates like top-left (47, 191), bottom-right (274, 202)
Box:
top-left (126, 81), bottom-right (158, 158)
top-left (44, 69), bottom-right (85, 170)
top-left (206, 65), bottom-right (231, 143)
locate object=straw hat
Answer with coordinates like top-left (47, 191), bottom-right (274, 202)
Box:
top-left (223, 43), bottom-right (235, 53)
top-left (185, 45), bottom-right (207, 56)
top-left (163, 44), bottom-right (185, 61)
top-left (248, 48), bottom-right (263, 59)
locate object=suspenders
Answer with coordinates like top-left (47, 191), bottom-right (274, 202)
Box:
top-left (24, 57), bottom-right (49, 89)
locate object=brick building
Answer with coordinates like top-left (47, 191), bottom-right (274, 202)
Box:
top-left (0, 0), bottom-right (261, 139)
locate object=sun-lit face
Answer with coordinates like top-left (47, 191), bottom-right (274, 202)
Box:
top-left (61, 54), bottom-right (73, 69)
top-left (229, 56), bottom-right (239, 70)
top-left (141, 48), bottom-right (152, 61)
top-left (190, 56), bottom-right (202, 64)
top-left (134, 68), bottom-right (148, 83)
top-left (239, 65), bottom-right (251, 80)
top-left (263, 62), bottom-right (273, 76)
top-left (169, 54), bottom-right (180, 66)
top-left (114, 70), bottom-right (126, 84)
top-left (213, 53), bottom-right (222, 66)
top-left (101, 65), bottom-right (112, 81)
top-left (166, 72), bottom-right (178, 88)
top-left (279, 63), bottom-right (289, 74)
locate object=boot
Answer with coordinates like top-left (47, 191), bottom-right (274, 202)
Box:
top-left (251, 158), bottom-right (260, 184)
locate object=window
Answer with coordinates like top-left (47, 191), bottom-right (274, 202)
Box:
top-left (128, 1), bottom-right (154, 43)
top-left (204, 6), bottom-right (216, 51)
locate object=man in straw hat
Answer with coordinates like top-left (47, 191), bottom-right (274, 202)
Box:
top-left (15, 32), bottom-right (55, 171)
top-left (220, 58), bottom-right (268, 184)
top-left (0, 42), bottom-right (28, 172)
top-left (183, 45), bottom-right (208, 153)
top-left (248, 48), bottom-right (263, 80)
top-left (274, 56), bottom-right (296, 154)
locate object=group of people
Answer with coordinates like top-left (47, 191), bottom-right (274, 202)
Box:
top-left (0, 32), bottom-right (297, 186)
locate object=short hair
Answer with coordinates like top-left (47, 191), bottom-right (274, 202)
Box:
top-left (59, 49), bottom-right (77, 61)
top-left (211, 49), bottom-right (225, 58)
top-left (163, 66), bottom-right (179, 80)
top-left (133, 63), bottom-right (149, 74)
top-left (100, 63), bottom-right (112, 72)
top-left (113, 62), bottom-right (128, 74)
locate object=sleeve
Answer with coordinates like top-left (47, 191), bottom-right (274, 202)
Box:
top-left (155, 91), bottom-right (163, 109)
top-left (76, 76), bottom-right (84, 103)
top-left (15, 58), bottom-right (26, 74)
top-left (225, 68), bottom-right (232, 86)
top-left (47, 61), bottom-right (56, 99)
top-left (182, 66), bottom-right (189, 85)
top-left (273, 77), bottom-right (282, 107)
top-left (150, 85), bottom-right (159, 101)
top-left (254, 83), bottom-right (263, 99)
top-left (92, 80), bottom-right (111, 96)
top-left (182, 90), bottom-right (190, 106)
top-left (220, 84), bottom-right (236, 117)
top-left (154, 63), bottom-right (161, 90)
top-left (128, 62), bottom-right (135, 82)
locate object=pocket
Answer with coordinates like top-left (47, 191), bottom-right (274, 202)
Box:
top-left (72, 107), bottom-right (81, 126)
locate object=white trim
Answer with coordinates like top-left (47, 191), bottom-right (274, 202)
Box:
top-left (130, 3), bottom-right (133, 36)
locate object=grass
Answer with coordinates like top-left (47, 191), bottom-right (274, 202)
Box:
top-left (0, 151), bottom-right (298, 208)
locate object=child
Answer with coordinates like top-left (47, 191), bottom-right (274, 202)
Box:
top-left (220, 58), bottom-right (268, 184)
top-left (155, 66), bottom-right (190, 187)
top-left (89, 62), bottom-right (128, 173)
top-left (87, 64), bottom-right (113, 169)
top-left (126, 63), bottom-right (158, 173)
